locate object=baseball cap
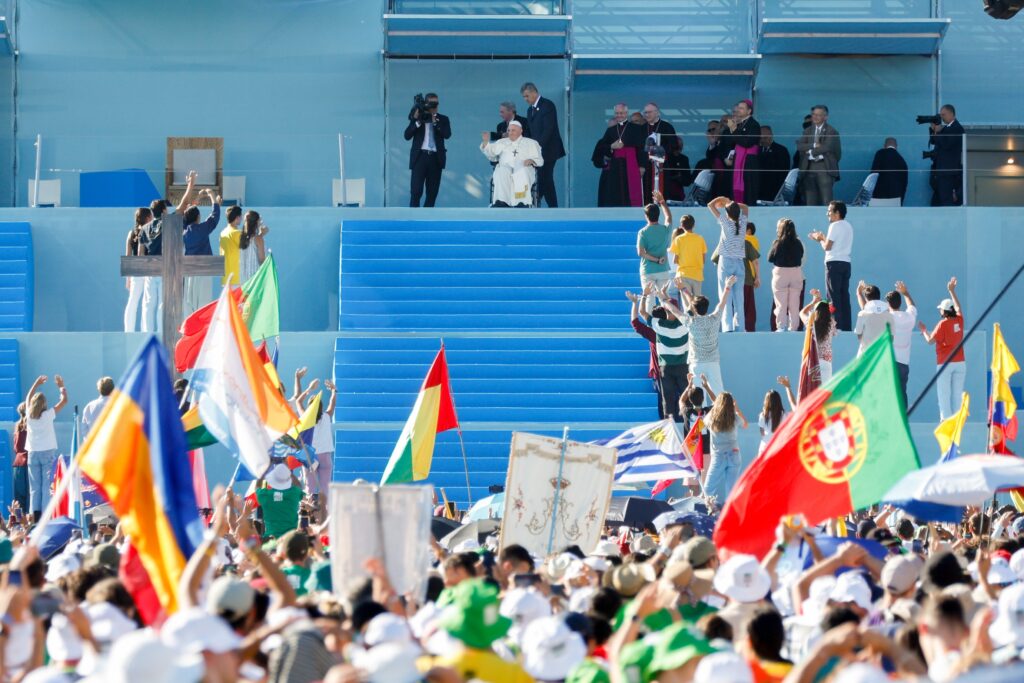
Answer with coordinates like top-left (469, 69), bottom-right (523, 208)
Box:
top-left (937, 298), bottom-right (955, 312)
top-left (880, 556), bottom-right (919, 595)
top-left (83, 543), bottom-right (121, 571)
top-left (205, 575), bottom-right (255, 623)
top-left (161, 608), bottom-right (242, 655)
top-left (694, 651), bottom-right (754, 683)
top-left (363, 613), bottom-right (414, 647)
top-left (829, 573), bottom-right (873, 611)
top-left (681, 536), bottom-right (716, 567)
top-left (102, 631), bottom-right (199, 683)
top-left (521, 616), bottom-right (587, 682)
top-left (713, 555), bottom-right (771, 604)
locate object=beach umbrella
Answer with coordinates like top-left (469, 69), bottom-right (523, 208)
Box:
top-left (883, 455), bottom-right (1024, 508)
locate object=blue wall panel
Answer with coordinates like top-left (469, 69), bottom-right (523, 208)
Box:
top-left (572, 1), bottom-right (753, 54)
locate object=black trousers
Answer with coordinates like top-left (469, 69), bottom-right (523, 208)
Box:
top-left (536, 159), bottom-right (558, 207)
top-left (897, 362), bottom-right (910, 410)
top-left (410, 152), bottom-right (442, 207)
top-left (826, 260), bottom-right (852, 331)
top-left (933, 169), bottom-right (962, 207)
top-left (661, 363), bottom-right (689, 421)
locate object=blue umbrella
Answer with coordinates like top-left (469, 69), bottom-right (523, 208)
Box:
top-left (37, 517), bottom-right (80, 560)
top-left (467, 493), bottom-right (504, 521)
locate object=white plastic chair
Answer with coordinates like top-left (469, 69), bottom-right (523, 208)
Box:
top-left (850, 173), bottom-right (879, 207)
top-left (757, 168), bottom-right (799, 206)
top-left (221, 176), bottom-right (246, 206)
top-left (28, 179), bottom-right (61, 207)
top-left (333, 178), bottom-right (366, 207)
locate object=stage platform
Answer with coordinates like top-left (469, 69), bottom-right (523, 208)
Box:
top-left (1, 206), bottom-right (1020, 504)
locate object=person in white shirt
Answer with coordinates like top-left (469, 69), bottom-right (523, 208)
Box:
top-left (886, 282), bottom-right (918, 410)
top-left (854, 282), bottom-right (894, 356)
top-left (479, 121), bottom-right (543, 208)
top-left (25, 374), bottom-right (68, 521)
top-left (808, 200), bottom-right (853, 331)
top-left (82, 376), bottom-right (114, 439)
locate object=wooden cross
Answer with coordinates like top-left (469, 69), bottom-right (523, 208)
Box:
top-left (120, 213), bottom-right (224, 351)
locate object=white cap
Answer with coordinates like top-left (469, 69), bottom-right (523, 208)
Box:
top-left (500, 588), bottom-right (551, 646)
top-left (583, 555), bottom-right (610, 573)
top-left (452, 538), bottom-right (480, 554)
top-left (507, 120), bottom-right (523, 129)
top-left (350, 642), bottom-right (423, 683)
top-left (46, 613), bottom-right (84, 662)
top-left (160, 607), bottom-right (242, 655)
top-left (521, 616), bottom-right (587, 681)
top-left (988, 558), bottom-right (1018, 586)
top-left (46, 552), bottom-right (82, 583)
top-left (694, 651), bottom-right (754, 683)
top-left (1010, 548), bottom-right (1024, 579)
top-left (265, 463), bottom-right (292, 491)
top-left (713, 555), bottom-right (771, 603)
top-left (101, 631), bottom-right (199, 683)
top-left (990, 582), bottom-right (1024, 648)
top-left (937, 298), bottom-right (955, 312)
top-left (801, 575), bottom-right (837, 623)
top-left (363, 613), bottom-right (414, 647)
top-left (829, 573), bottom-right (873, 612)
top-left (592, 539), bottom-right (621, 558)
top-left (86, 602), bottom-right (138, 645)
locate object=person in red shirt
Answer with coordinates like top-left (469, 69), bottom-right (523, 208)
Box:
top-left (918, 277), bottom-right (965, 420)
top-left (12, 402), bottom-right (28, 512)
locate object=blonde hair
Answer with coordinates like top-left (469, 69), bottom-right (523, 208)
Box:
top-left (29, 392), bottom-right (47, 420)
top-left (707, 392), bottom-right (737, 433)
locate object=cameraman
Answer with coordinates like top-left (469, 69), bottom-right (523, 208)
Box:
top-left (927, 104), bottom-right (964, 206)
top-left (404, 92), bottom-right (451, 207)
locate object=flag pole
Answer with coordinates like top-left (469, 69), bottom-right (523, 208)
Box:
top-left (440, 338), bottom-right (473, 508)
top-left (908, 260), bottom-right (1024, 417)
top-left (547, 426), bottom-right (570, 556)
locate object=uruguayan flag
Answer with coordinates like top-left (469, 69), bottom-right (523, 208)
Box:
top-left (594, 419), bottom-right (696, 484)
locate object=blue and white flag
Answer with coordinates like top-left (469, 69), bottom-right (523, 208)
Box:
top-left (595, 419), bottom-right (697, 484)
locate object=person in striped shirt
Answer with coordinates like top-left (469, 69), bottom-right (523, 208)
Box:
top-left (646, 293), bottom-right (690, 422)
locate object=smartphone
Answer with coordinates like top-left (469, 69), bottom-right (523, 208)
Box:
top-left (550, 585), bottom-right (566, 598)
top-left (513, 573), bottom-right (541, 589)
top-left (299, 514), bottom-right (310, 531)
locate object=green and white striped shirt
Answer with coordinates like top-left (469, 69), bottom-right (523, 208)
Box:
top-left (652, 317), bottom-right (689, 367)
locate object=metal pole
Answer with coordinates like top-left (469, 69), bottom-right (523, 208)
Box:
top-left (546, 425), bottom-right (570, 555)
top-left (961, 132), bottom-right (967, 207)
top-left (31, 134), bottom-right (40, 207)
top-left (440, 338), bottom-right (473, 507)
top-left (907, 259), bottom-right (1024, 416)
top-left (338, 134), bottom-right (348, 207)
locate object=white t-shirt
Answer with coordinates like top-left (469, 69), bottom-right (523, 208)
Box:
top-left (26, 408), bottom-right (58, 452)
top-left (854, 300), bottom-right (895, 356)
top-left (890, 305), bottom-right (918, 365)
top-left (311, 413), bottom-right (334, 454)
top-left (824, 219), bottom-right (853, 262)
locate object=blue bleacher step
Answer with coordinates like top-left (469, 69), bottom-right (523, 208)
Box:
top-left (343, 244), bottom-right (634, 260)
top-left (343, 285), bottom-right (631, 302)
top-left (342, 230), bottom-right (638, 247)
top-left (341, 220), bottom-right (639, 234)
top-left (340, 313), bottom-right (626, 330)
top-left (341, 258), bottom-right (636, 274)
top-left (341, 300), bottom-right (626, 316)
top-left (334, 362), bottom-right (647, 380)
top-left (343, 273), bottom-right (641, 288)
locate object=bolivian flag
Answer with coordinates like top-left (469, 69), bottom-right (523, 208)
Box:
top-left (78, 338), bottom-right (203, 614)
top-left (381, 345), bottom-right (459, 484)
top-left (182, 405), bottom-right (218, 450)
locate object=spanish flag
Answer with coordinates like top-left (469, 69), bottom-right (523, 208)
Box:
top-left (192, 287), bottom-right (298, 480)
top-left (381, 345), bottom-right (459, 485)
top-left (78, 338), bottom-right (202, 615)
top-left (935, 392), bottom-right (969, 463)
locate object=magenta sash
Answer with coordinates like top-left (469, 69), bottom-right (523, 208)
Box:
top-left (732, 144), bottom-right (759, 200)
top-left (612, 147), bottom-right (643, 207)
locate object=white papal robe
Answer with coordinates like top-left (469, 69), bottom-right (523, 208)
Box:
top-left (481, 136), bottom-right (544, 207)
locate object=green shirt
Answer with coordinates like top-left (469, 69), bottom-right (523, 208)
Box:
top-left (256, 486), bottom-right (303, 539)
top-left (613, 601), bottom-right (717, 631)
top-left (283, 564), bottom-right (312, 597)
top-left (638, 223), bottom-right (672, 276)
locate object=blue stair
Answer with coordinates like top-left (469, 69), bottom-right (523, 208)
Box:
top-left (0, 339), bottom-right (20, 422)
top-left (334, 219), bottom-right (659, 505)
top-left (0, 223), bottom-right (33, 331)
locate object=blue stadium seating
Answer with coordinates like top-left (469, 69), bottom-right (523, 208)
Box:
top-left (335, 219), bottom-right (660, 504)
top-left (0, 339), bottom-right (20, 423)
top-left (0, 223), bottom-right (33, 331)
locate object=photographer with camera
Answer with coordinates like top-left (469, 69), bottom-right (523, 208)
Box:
top-left (922, 104), bottom-right (964, 206)
top-left (404, 92), bottom-right (451, 207)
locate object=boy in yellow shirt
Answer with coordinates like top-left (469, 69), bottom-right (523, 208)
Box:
top-left (668, 214), bottom-right (707, 296)
top-left (218, 205), bottom-right (243, 286)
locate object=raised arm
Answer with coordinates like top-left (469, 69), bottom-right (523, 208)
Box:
top-left (737, 201), bottom-right (749, 216)
top-left (175, 170), bottom-right (198, 214)
top-left (25, 375), bottom-right (45, 407)
top-left (711, 275), bottom-right (737, 316)
top-left (855, 280), bottom-right (868, 310)
top-left (52, 375), bottom-right (67, 413)
top-left (918, 320), bottom-right (939, 345)
top-left (700, 374), bottom-right (717, 404)
top-left (291, 367), bottom-right (307, 405)
top-left (777, 376), bottom-right (797, 410)
top-left (653, 190), bottom-right (671, 226)
top-left (707, 196), bottom-right (727, 218)
top-left (896, 280), bottom-right (915, 309)
top-left (179, 489), bottom-right (229, 609)
top-left (323, 379), bottom-right (337, 418)
top-left (947, 276), bottom-right (962, 317)
top-left (800, 289), bottom-right (822, 324)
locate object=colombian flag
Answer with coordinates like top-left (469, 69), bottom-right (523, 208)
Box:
top-left (990, 323), bottom-right (1019, 443)
top-left (77, 338), bottom-right (202, 615)
top-left (381, 345), bottom-right (459, 484)
top-left (936, 393), bottom-right (969, 463)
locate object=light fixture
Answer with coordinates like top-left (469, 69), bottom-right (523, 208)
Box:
top-left (1009, 157), bottom-right (1017, 165)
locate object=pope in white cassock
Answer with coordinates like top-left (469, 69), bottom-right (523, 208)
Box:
top-left (479, 120), bottom-right (544, 207)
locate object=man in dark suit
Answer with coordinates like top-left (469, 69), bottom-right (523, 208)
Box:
top-left (521, 82), bottom-right (565, 207)
top-left (756, 125), bottom-right (791, 203)
top-left (869, 137), bottom-right (909, 206)
top-left (796, 104), bottom-right (842, 205)
top-left (929, 104), bottom-right (965, 207)
top-left (492, 101), bottom-right (530, 141)
top-left (403, 93), bottom-right (451, 207)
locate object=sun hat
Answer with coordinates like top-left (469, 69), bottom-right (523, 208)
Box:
top-left (713, 555), bottom-right (770, 604)
top-left (989, 582), bottom-right (1024, 648)
top-left (681, 536), bottom-right (716, 567)
top-left (799, 576), bottom-right (837, 623)
top-left (652, 512), bottom-right (691, 536)
top-left (160, 608), bottom-right (242, 655)
top-left (648, 622), bottom-right (716, 677)
top-left (21, 670), bottom-right (73, 683)
top-left (547, 552), bottom-right (580, 582)
top-left (1010, 548), bottom-right (1024, 578)
top-left (86, 602), bottom-right (138, 645)
top-left (501, 587), bottom-right (552, 647)
top-left (829, 572), bottom-right (873, 611)
top-left (522, 615), bottom-right (588, 681)
top-left (205, 575), bottom-right (255, 623)
top-left (630, 534), bottom-right (657, 555)
top-left (83, 543), bottom-right (121, 572)
top-left (438, 578), bottom-right (511, 649)
top-left (583, 555), bottom-right (610, 573)
top-left (349, 641), bottom-right (423, 683)
top-left (102, 630), bottom-right (200, 683)
top-left (987, 557), bottom-right (1018, 586)
top-left (693, 651), bottom-right (753, 683)
top-left (265, 463), bottom-right (292, 491)
top-left (609, 561), bottom-right (656, 598)
top-left (592, 539), bottom-right (621, 558)
top-left (452, 538), bottom-right (481, 554)
top-left (45, 551), bottom-right (81, 583)
top-left (881, 556), bottom-right (920, 595)
top-left (363, 613), bottom-right (414, 647)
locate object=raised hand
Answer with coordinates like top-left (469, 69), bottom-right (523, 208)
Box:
top-left (948, 276), bottom-right (957, 292)
top-left (895, 280), bottom-right (908, 294)
top-left (324, 379), bottom-right (336, 392)
top-left (35, 375), bottom-right (47, 385)
top-left (54, 375), bottom-right (64, 388)
top-left (295, 367), bottom-right (308, 381)
top-left (777, 375), bottom-right (790, 388)
top-left (625, 290), bottom-right (639, 302)
top-left (809, 288), bottom-right (822, 300)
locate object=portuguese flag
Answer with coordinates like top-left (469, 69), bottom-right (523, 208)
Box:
top-left (715, 328), bottom-right (920, 557)
top-left (380, 345), bottom-right (460, 485)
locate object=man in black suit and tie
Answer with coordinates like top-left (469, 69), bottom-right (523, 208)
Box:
top-left (928, 104), bottom-right (965, 207)
top-left (404, 93), bottom-right (451, 207)
top-left (756, 125), bottom-right (791, 203)
top-left (521, 82), bottom-right (565, 207)
top-left (492, 101), bottom-right (530, 141)
top-left (869, 137), bottom-right (909, 206)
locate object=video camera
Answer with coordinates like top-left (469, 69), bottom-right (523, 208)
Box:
top-left (411, 93), bottom-right (437, 120)
top-left (916, 114), bottom-right (942, 126)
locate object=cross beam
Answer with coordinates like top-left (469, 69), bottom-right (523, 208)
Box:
top-left (120, 213), bottom-right (224, 351)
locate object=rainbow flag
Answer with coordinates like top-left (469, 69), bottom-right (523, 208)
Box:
top-left (381, 345), bottom-right (459, 484)
top-left (77, 338), bottom-right (202, 615)
top-left (182, 405), bottom-right (218, 450)
top-left (192, 287), bottom-right (298, 481)
top-left (991, 323), bottom-right (1019, 443)
top-left (936, 392), bottom-right (969, 463)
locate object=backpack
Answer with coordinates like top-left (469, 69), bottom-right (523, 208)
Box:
top-left (141, 218), bottom-right (163, 256)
